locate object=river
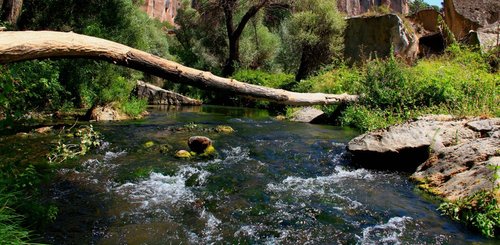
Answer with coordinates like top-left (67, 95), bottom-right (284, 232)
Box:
top-left (9, 105), bottom-right (494, 244)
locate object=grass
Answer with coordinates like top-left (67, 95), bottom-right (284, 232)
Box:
top-left (0, 192), bottom-right (31, 245)
top-left (438, 190), bottom-right (500, 238)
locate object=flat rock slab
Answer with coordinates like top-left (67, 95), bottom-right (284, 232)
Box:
top-left (347, 116), bottom-right (500, 201)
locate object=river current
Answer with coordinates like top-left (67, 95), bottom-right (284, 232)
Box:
top-left (34, 106), bottom-right (494, 244)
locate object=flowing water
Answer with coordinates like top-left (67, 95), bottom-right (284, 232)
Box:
top-left (3, 106), bottom-right (495, 244)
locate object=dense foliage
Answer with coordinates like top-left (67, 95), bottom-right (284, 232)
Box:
top-left (295, 45), bottom-right (499, 131)
top-left (1, 0), bottom-right (170, 121)
top-left (438, 190), bottom-right (500, 238)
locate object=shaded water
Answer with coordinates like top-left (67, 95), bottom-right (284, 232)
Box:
top-left (5, 106), bottom-right (494, 244)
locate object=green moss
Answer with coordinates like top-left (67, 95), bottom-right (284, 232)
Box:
top-left (199, 145), bottom-right (217, 158)
top-left (214, 125), bottom-right (234, 134)
top-left (143, 141), bottom-right (155, 148)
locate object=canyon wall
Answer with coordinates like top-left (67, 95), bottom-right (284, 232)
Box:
top-left (337, 0), bottom-right (409, 16)
top-left (140, 0), bottom-right (181, 26)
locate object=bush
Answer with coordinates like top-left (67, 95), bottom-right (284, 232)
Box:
top-left (0, 61), bottom-right (67, 119)
top-left (232, 69), bottom-right (295, 89)
top-left (4, 0), bottom-right (171, 113)
top-left (296, 46), bottom-right (498, 131)
top-left (438, 191), bottom-right (500, 238)
top-left (120, 97), bottom-right (148, 118)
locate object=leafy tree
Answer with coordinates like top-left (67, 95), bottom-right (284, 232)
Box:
top-left (11, 0), bottom-right (169, 110)
top-left (409, 0), bottom-right (440, 13)
top-left (279, 0), bottom-right (345, 81)
top-left (184, 0), bottom-right (291, 76)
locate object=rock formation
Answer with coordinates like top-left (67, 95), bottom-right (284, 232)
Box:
top-left (337, 0), bottom-right (409, 16)
top-left (140, 0), bottom-right (181, 26)
top-left (408, 9), bottom-right (446, 57)
top-left (443, 0), bottom-right (499, 50)
top-left (344, 14), bottom-right (418, 63)
top-left (348, 115), bottom-right (500, 201)
top-left (136, 80), bottom-right (202, 106)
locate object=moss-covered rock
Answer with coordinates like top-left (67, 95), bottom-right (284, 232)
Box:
top-left (175, 150), bottom-right (192, 158)
top-left (215, 125), bottom-right (234, 133)
top-left (143, 141), bottom-right (155, 148)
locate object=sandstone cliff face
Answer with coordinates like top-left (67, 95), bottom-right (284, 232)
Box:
top-left (141, 0), bottom-right (181, 26)
top-left (344, 14), bottom-right (418, 62)
top-left (337, 0), bottom-right (409, 16)
top-left (0, 0), bottom-right (23, 24)
top-left (443, 0), bottom-right (499, 50)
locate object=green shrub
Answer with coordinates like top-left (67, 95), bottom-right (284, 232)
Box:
top-left (294, 65), bottom-right (363, 94)
top-left (120, 97), bottom-right (148, 118)
top-left (0, 61), bottom-right (67, 119)
top-left (232, 69), bottom-right (295, 89)
top-left (438, 191), bottom-right (500, 238)
top-left (299, 46), bottom-right (498, 131)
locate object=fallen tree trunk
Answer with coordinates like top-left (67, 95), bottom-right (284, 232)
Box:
top-left (0, 31), bottom-right (358, 105)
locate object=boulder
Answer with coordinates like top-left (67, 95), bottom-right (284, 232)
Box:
top-left (136, 81), bottom-right (202, 106)
top-left (289, 107), bottom-right (327, 123)
top-left (188, 136), bottom-right (212, 154)
top-left (443, 0), bottom-right (499, 51)
top-left (344, 14), bottom-right (419, 63)
top-left (348, 116), bottom-right (500, 201)
top-left (86, 104), bottom-right (130, 121)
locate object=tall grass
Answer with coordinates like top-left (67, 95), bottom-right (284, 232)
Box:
top-left (296, 45), bottom-right (499, 131)
top-left (0, 191), bottom-right (31, 244)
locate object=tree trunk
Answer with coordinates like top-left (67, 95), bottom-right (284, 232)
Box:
top-left (223, 35), bottom-right (240, 76)
top-left (0, 31), bottom-right (358, 106)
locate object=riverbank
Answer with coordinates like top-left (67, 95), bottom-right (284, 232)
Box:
top-left (347, 115), bottom-right (500, 237)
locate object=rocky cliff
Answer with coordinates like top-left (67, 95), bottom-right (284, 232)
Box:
top-left (344, 14), bottom-right (418, 62)
top-left (443, 0), bottom-right (499, 51)
top-left (140, 0), bottom-right (181, 26)
top-left (337, 0), bottom-right (409, 16)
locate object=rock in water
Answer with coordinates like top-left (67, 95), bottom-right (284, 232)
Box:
top-left (348, 116), bottom-right (500, 201)
top-left (188, 136), bottom-right (212, 154)
top-left (290, 107), bottom-right (327, 123)
top-left (175, 150), bottom-right (192, 158)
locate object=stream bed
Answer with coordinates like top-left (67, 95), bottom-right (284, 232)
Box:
top-left (5, 106), bottom-right (494, 244)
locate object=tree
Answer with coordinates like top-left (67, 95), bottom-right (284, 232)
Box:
top-left (188, 0), bottom-right (290, 76)
top-left (409, 0), bottom-right (440, 13)
top-left (280, 0), bottom-right (345, 81)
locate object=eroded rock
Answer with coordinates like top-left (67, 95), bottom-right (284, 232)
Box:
top-left (348, 116), bottom-right (500, 201)
top-left (86, 104), bottom-right (130, 121)
top-left (337, 0), bottom-right (409, 17)
top-left (443, 0), bottom-right (499, 51)
top-left (344, 14), bottom-right (418, 63)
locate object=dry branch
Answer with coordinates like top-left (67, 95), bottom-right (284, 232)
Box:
top-left (0, 31), bottom-right (358, 105)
